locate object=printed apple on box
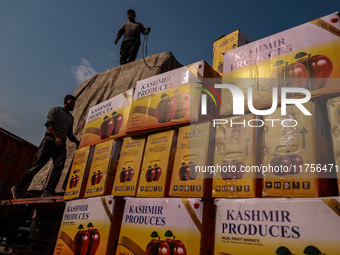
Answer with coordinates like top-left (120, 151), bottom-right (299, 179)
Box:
top-left (64, 146), bottom-right (94, 200)
top-left (116, 197), bottom-right (215, 255)
top-left (327, 96), bottom-right (340, 194)
top-left (78, 89), bottom-right (133, 149)
top-left (212, 29), bottom-right (251, 75)
top-left (262, 100), bottom-right (337, 197)
top-left (213, 114), bottom-right (262, 198)
top-left (137, 130), bottom-right (176, 198)
top-left (169, 122), bottom-right (213, 198)
top-left (126, 60), bottom-right (220, 133)
top-left (54, 196), bottom-right (124, 255)
top-left (220, 12), bottom-right (340, 116)
top-left (84, 139), bottom-right (122, 198)
top-left (215, 197), bottom-right (340, 255)
top-left (112, 137), bottom-right (146, 197)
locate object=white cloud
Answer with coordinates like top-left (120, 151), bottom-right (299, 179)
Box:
top-left (72, 58), bottom-right (98, 84)
top-left (0, 112), bottom-right (19, 128)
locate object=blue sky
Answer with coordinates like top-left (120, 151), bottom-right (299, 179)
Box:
top-left (0, 0), bottom-right (338, 146)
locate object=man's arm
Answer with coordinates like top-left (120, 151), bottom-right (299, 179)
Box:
top-left (67, 120), bottom-right (80, 148)
top-left (115, 23), bottom-right (125, 44)
top-left (46, 125), bottom-right (63, 147)
top-left (140, 23), bottom-right (151, 35)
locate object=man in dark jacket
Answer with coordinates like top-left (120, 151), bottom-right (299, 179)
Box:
top-left (11, 95), bottom-right (79, 199)
top-left (115, 9), bottom-right (151, 65)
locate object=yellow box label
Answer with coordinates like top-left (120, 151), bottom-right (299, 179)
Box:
top-left (54, 196), bottom-right (115, 255)
top-left (137, 130), bottom-right (175, 197)
top-left (64, 147), bottom-right (92, 200)
top-left (112, 137), bottom-right (146, 197)
top-left (79, 89), bottom-right (133, 149)
top-left (116, 198), bottom-right (203, 255)
top-left (84, 140), bottom-right (116, 198)
top-left (262, 102), bottom-right (323, 197)
top-left (169, 122), bottom-right (211, 197)
top-left (213, 114), bottom-right (258, 198)
top-left (220, 14), bottom-right (340, 116)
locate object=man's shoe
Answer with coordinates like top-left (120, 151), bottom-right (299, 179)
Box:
top-left (11, 186), bottom-right (22, 199)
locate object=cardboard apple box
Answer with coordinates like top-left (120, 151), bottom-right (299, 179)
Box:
top-left (54, 196), bottom-right (124, 255)
top-left (84, 139), bottom-right (122, 198)
top-left (79, 89), bottom-right (133, 149)
top-left (213, 29), bottom-right (251, 75)
top-left (220, 12), bottom-right (340, 116)
top-left (126, 60), bottom-right (220, 134)
top-left (169, 122), bottom-right (214, 198)
top-left (136, 129), bottom-right (177, 198)
top-left (215, 197), bottom-right (340, 255)
top-left (262, 100), bottom-right (337, 197)
top-left (213, 114), bottom-right (262, 198)
top-left (116, 197), bottom-right (215, 255)
top-left (112, 136), bottom-right (146, 197)
top-left (64, 146), bottom-right (94, 200)
top-left (327, 95), bottom-right (340, 194)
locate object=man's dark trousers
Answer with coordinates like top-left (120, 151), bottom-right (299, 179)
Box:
top-left (120, 40), bottom-right (140, 65)
top-left (15, 139), bottom-right (66, 193)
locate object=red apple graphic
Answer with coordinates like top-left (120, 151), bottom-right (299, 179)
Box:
top-left (270, 156), bottom-right (291, 176)
top-left (189, 161), bottom-right (198, 180)
top-left (72, 224), bottom-right (90, 255)
top-left (289, 154), bottom-right (303, 174)
top-left (96, 171), bottom-right (103, 184)
top-left (111, 112), bottom-right (124, 135)
top-left (145, 231), bottom-right (170, 255)
top-left (91, 172), bottom-right (98, 185)
top-left (99, 116), bottom-right (115, 139)
top-left (120, 168), bottom-right (129, 182)
top-left (127, 166), bottom-right (135, 182)
top-left (155, 93), bottom-right (178, 123)
top-left (178, 163), bottom-right (190, 181)
top-left (86, 223), bottom-right (100, 255)
top-left (295, 52), bottom-right (333, 90)
top-left (153, 164), bottom-right (162, 181)
top-left (74, 175), bottom-right (80, 188)
top-left (164, 230), bottom-right (187, 255)
top-left (235, 161), bottom-right (245, 179)
top-left (145, 166), bottom-right (156, 182)
top-left (172, 91), bottom-right (190, 119)
top-left (69, 175), bottom-right (75, 189)
top-left (271, 60), bottom-right (308, 89)
top-left (220, 160), bottom-right (236, 180)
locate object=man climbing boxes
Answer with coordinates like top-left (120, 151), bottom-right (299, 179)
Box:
top-left (115, 9), bottom-right (151, 65)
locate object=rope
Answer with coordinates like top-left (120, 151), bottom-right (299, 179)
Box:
top-left (141, 34), bottom-right (166, 72)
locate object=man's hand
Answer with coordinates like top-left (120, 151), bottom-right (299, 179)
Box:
top-left (55, 137), bottom-right (63, 147)
top-left (146, 27), bottom-right (151, 34)
top-left (75, 140), bottom-right (80, 149)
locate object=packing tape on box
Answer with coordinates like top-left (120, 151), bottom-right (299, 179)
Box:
top-left (130, 106), bottom-right (156, 116)
top-left (323, 198), bottom-right (340, 217)
top-left (59, 231), bottom-right (73, 251)
top-left (181, 198), bottom-right (202, 232)
top-left (100, 197), bottom-right (113, 221)
top-left (123, 91), bottom-right (133, 104)
top-left (310, 18), bottom-right (340, 37)
top-left (119, 236), bottom-right (145, 255)
top-left (83, 127), bottom-right (100, 135)
top-left (187, 65), bottom-right (203, 79)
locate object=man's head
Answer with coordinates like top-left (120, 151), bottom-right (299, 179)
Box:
top-left (127, 9), bottom-right (136, 22)
top-left (64, 95), bottom-right (77, 111)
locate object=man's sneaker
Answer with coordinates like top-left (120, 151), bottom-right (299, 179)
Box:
top-left (11, 186), bottom-right (22, 199)
top-left (41, 190), bottom-right (54, 197)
